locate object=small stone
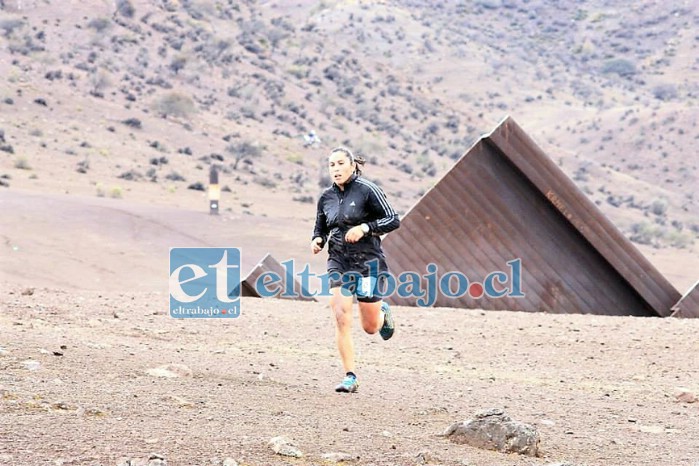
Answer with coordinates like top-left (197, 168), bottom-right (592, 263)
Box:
top-left (148, 453), bottom-right (167, 466)
top-left (22, 359), bottom-right (41, 371)
top-left (268, 436), bottom-right (303, 458)
top-left (162, 395), bottom-right (194, 408)
top-left (81, 407), bottom-right (107, 417)
top-left (222, 458), bottom-right (239, 466)
top-left (321, 452), bottom-right (355, 463)
top-left (146, 364), bottom-right (193, 378)
top-left (639, 425), bottom-right (664, 434)
top-left (51, 401), bottom-right (73, 410)
top-left (675, 390), bottom-right (697, 404)
top-left (416, 451), bottom-right (433, 464)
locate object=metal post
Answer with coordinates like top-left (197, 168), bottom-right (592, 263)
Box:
top-left (209, 165), bottom-right (220, 215)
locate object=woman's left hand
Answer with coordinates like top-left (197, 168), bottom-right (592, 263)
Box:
top-left (344, 225), bottom-right (365, 243)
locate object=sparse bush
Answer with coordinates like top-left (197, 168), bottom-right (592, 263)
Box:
top-left (629, 222), bottom-right (662, 246)
top-left (254, 176), bottom-right (277, 188)
top-left (149, 140), bottom-right (168, 152)
top-left (293, 195), bottom-right (314, 204)
top-left (150, 156), bottom-right (169, 166)
top-left (187, 182), bottom-right (205, 191)
top-left (90, 71), bottom-right (111, 97)
top-left (0, 19), bottom-right (24, 37)
top-left (118, 169), bottom-right (143, 181)
top-left (45, 70), bottom-right (63, 81)
top-left (169, 55), bottom-right (187, 74)
top-left (652, 84), bottom-right (677, 101)
top-left (76, 158), bottom-right (89, 174)
top-left (153, 92), bottom-right (195, 119)
top-left (397, 162), bottom-right (413, 174)
top-left (649, 199), bottom-right (667, 216)
top-left (165, 171), bottom-right (186, 182)
top-left (288, 65), bottom-right (307, 79)
top-left (226, 141), bottom-right (262, 169)
top-left (0, 145), bottom-right (14, 154)
top-left (287, 153), bottom-right (304, 165)
top-left (601, 59), bottom-right (636, 77)
top-left (116, 0), bottom-right (135, 18)
top-left (667, 231), bottom-right (692, 249)
top-left (14, 156), bottom-right (30, 170)
top-left (110, 186), bottom-right (123, 199)
top-left (87, 17), bottom-right (112, 33)
top-left (122, 118), bottom-right (142, 129)
top-left (145, 167), bottom-right (157, 181)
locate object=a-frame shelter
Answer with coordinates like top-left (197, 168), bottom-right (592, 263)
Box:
top-left (382, 116), bottom-right (680, 316)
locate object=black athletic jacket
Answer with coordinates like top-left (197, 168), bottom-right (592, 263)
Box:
top-left (313, 174), bottom-right (400, 259)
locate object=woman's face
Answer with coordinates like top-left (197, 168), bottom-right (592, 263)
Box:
top-left (328, 151), bottom-right (355, 187)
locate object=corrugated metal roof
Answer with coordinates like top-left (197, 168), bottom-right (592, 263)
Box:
top-left (237, 253), bottom-right (316, 301)
top-left (382, 116), bottom-right (680, 316)
top-left (671, 280), bottom-right (699, 318)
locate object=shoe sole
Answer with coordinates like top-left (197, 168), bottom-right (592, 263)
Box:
top-left (335, 384), bottom-right (358, 393)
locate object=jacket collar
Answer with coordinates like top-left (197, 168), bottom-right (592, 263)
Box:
top-left (333, 173), bottom-right (358, 191)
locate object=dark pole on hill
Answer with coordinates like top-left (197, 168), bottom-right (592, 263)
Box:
top-left (209, 165), bottom-right (220, 215)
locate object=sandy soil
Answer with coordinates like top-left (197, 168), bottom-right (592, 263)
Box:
top-left (1, 287), bottom-right (698, 466)
top-left (1, 190), bottom-right (698, 466)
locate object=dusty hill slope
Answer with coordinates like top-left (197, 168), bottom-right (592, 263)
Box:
top-left (0, 0), bottom-right (697, 251)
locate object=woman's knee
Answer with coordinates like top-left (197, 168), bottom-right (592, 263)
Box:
top-left (331, 301), bottom-right (351, 325)
top-left (361, 320), bottom-right (379, 334)
top-left (359, 302), bottom-right (381, 334)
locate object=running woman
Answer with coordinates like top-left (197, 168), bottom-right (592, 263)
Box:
top-left (311, 146), bottom-right (400, 393)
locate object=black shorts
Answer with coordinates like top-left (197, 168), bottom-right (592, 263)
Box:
top-left (327, 253), bottom-right (388, 303)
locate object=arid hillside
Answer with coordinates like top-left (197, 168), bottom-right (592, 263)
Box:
top-left (2, 4), bottom-right (699, 466)
top-left (0, 0), bottom-right (697, 252)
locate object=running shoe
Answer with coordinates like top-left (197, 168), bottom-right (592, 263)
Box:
top-left (379, 301), bottom-right (395, 341)
top-left (335, 374), bottom-right (359, 393)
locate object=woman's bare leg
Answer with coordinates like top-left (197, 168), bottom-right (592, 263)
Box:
top-left (330, 287), bottom-right (356, 373)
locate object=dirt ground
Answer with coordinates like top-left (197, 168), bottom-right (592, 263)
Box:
top-left (1, 191), bottom-right (698, 466)
top-left (1, 285), bottom-right (698, 466)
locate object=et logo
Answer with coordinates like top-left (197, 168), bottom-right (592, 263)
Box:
top-left (169, 248), bottom-right (241, 318)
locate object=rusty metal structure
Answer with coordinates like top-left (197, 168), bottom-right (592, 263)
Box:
top-left (382, 116), bottom-right (681, 316)
top-left (671, 280), bottom-right (699, 318)
top-left (237, 253), bottom-right (316, 301)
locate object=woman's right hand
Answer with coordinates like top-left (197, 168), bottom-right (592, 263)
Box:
top-left (311, 237), bottom-right (323, 254)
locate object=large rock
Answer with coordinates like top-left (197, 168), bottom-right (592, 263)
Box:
top-left (443, 408), bottom-right (540, 457)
